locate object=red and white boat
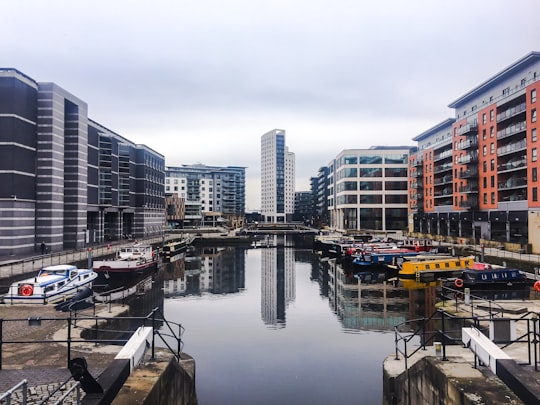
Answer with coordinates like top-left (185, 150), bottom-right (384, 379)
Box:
top-left (92, 243), bottom-right (158, 274)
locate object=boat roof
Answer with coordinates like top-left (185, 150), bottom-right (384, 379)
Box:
top-left (41, 264), bottom-right (78, 272)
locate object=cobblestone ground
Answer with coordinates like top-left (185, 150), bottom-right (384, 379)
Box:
top-left (0, 304), bottom-right (114, 404)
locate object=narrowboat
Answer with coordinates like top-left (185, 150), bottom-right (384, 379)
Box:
top-left (398, 256), bottom-right (475, 280)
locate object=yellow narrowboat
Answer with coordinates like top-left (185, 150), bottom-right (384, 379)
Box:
top-left (398, 256), bottom-right (475, 280)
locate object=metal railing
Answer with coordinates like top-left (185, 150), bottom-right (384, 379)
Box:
top-left (0, 379), bottom-right (27, 404)
top-left (0, 307), bottom-right (184, 370)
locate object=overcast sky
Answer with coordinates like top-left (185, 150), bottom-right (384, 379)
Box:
top-left (4, 1), bottom-right (540, 210)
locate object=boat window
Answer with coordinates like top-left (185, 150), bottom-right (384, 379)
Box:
top-left (58, 281), bottom-right (65, 287)
top-left (44, 286), bottom-right (55, 292)
top-left (445, 263), bottom-right (449, 268)
top-left (435, 263), bottom-right (440, 269)
top-left (425, 264), bottom-right (431, 269)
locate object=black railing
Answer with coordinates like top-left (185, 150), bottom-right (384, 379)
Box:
top-left (0, 307), bottom-right (183, 370)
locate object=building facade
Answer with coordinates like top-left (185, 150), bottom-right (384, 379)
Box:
top-left (409, 51), bottom-right (540, 251)
top-left (328, 146), bottom-right (414, 233)
top-left (0, 68), bottom-right (164, 256)
top-left (261, 129), bottom-right (295, 223)
top-left (165, 164), bottom-right (246, 228)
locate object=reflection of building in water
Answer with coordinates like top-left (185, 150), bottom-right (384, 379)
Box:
top-left (162, 247), bottom-right (245, 297)
top-left (261, 247), bottom-right (295, 327)
top-left (326, 259), bottom-right (409, 331)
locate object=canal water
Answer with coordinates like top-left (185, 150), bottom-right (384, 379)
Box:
top-left (161, 245), bottom-right (401, 405)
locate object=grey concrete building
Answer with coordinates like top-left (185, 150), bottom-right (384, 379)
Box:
top-left (0, 68), bottom-right (164, 257)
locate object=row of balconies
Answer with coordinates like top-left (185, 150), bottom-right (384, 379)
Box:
top-left (497, 157), bottom-right (527, 173)
top-left (456, 151), bottom-right (479, 165)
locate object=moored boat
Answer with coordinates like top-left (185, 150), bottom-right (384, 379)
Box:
top-left (162, 237), bottom-right (193, 262)
top-left (446, 267), bottom-right (528, 289)
top-left (398, 256), bottom-right (475, 280)
top-left (2, 264), bottom-right (98, 304)
top-left (92, 243), bottom-right (157, 273)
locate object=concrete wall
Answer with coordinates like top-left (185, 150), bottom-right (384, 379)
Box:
top-left (383, 356), bottom-right (521, 405)
top-left (112, 353), bottom-right (197, 405)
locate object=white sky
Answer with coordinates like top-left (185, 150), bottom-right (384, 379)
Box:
top-left (3, 1), bottom-right (540, 210)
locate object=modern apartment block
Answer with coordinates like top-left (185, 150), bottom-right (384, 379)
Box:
top-left (0, 68), bottom-right (164, 256)
top-left (261, 129), bottom-right (295, 223)
top-left (165, 164), bottom-right (246, 228)
top-left (409, 51), bottom-right (540, 251)
top-left (328, 146), bottom-right (414, 232)
top-left (311, 166), bottom-right (330, 227)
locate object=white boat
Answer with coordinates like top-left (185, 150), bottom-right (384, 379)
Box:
top-left (92, 243), bottom-right (157, 273)
top-left (3, 264), bottom-right (98, 304)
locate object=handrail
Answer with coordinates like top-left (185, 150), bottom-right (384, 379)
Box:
top-left (0, 379), bottom-right (27, 404)
top-left (0, 308), bottom-right (184, 370)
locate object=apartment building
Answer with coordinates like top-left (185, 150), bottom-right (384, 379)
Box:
top-left (409, 51), bottom-right (540, 251)
top-left (328, 146), bottom-right (414, 232)
top-left (0, 68), bottom-right (164, 256)
top-left (261, 129), bottom-right (295, 223)
top-left (165, 164), bottom-right (246, 227)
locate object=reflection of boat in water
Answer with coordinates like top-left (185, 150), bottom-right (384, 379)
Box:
top-left (93, 243), bottom-right (157, 273)
top-left (3, 264), bottom-right (98, 304)
top-left (398, 256), bottom-right (475, 280)
top-left (354, 271), bottom-right (390, 284)
top-left (399, 278), bottom-right (442, 290)
top-left (251, 236), bottom-right (276, 248)
top-left (162, 237), bottom-right (193, 262)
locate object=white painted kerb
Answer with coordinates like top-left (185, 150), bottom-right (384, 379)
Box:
top-left (115, 326), bottom-right (153, 371)
top-left (462, 327), bottom-right (511, 374)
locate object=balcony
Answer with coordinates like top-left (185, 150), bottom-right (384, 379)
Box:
top-left (433, 149), bottom-right (453, 162)
top-left (433, 162), bottom-right (453, 174)
top-left (459, 197), bottom-right (478, 209)
top-left (497, 139), bottom-right (527, 157)
top-left (434, 188), bottom-right (452, 197)
top-left (459, 183), bottom-right (478, 194)
top-left (496, 102), bottom-right (526, 123)
top-left (410, 182), bottom-right (423, 189)
top-left (497, 120), bottom-right (526, 141)
top-left (459, 168), bottom-right (478, 179)
top-left (433, 175), bottom-right (452, 186)
top-left (498, 177), bottom-right (528, 190)
top-left (456, 122), bottom-right (478, 136)
top-left (456, 151), bottom-right (478, 165)
top-left (456, 137), bottom-right (478, 150)
top-left (411, 159), bottom-right (423, 167)
top-left (410, 169), bottom-right (423, 178)
top-left (497, 157), bottom-right (527, 173)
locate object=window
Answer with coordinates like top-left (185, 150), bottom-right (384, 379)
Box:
top-left (490, 159), bottom-right (495, 171)
top-left (533, 167), bottom-right (538, 182)
top-left (490, 143), bottom-right (495, 154)
top-left (533, 148), bottom-right (538, 162)
top-left (491, 192), bottom-right (495, 204)
top-left (483, 161), bottom-right (487, 172)
top-left (483, 145), bottom-right (487, 156)
top-left (483, 177), bottom-right (487, 188)
top-left (491, 176), bottom-right (495, 187)
top-left (503, 87), bottom-right (510, 96)
top-left (483, 193), bottom-right (487, 204)
top-left (534, 187), bottom-right (538, 202)
top-left (490, 127), bottom-right (494, 138)
top-left (533, 128), bottom-right (537, 142)
top-left (533, 109), bottom-right (537, 123)
top-left (482, 129), bottom-right (487, 140)
top-left (482, 113), bottom-right (486, 124)
top-left (532, 89), bottom-right (537, 103)
top-left (490, 110), bottom-right (494, 121)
